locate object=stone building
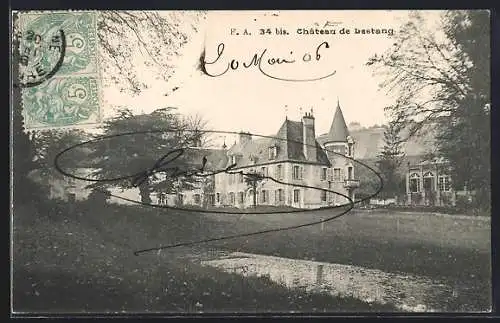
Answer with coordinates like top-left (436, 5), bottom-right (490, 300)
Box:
top-left (177, 101), bottom-right (360, 209)
top-left (405, 157), bottom-right (471, 207)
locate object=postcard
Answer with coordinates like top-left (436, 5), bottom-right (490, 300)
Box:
top-left (10, 10), bottom-right (491, 315)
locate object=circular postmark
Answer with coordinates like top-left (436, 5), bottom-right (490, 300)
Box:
top-left (18, 27), bottom-right (66, 88)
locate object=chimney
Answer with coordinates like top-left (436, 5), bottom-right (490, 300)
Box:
top-left (239, 131), bottom-right (252, 145)
top-left (302, 109), bottom-right (317, 161)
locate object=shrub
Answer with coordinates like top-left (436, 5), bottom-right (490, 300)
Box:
top-left (410, 192), bottom-right (422, 205)
top-left (455, 195), bottom-right (473, 212)
top-left (439, 193), bottom-right (452, 206)
top-left (87, 188), bottom-right (111, 205)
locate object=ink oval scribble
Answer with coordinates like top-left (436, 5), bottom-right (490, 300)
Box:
top-left (54, 129), bottom-right (383, 254)
top-left (55, 129), bottom-right (383, 214)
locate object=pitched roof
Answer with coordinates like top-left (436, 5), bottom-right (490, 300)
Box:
top-left (325, 101), bottom-right (349, 143)
top-left (226, 119), bottom-right (330, 168)
top-left (183, 147), bottom-right (228, 171)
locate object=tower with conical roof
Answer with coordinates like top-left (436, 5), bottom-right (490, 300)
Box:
top-left (324, 99), bottom-right (355, 158)
top-left (323, 98), bottom-right (358, 204)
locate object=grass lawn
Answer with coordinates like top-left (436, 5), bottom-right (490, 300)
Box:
top-left (200, 207), bottom-right (491, 311)
top-left (13, 201), bottom-right (398, 313)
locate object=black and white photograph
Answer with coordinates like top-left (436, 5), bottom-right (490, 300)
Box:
top-left (10, 9), bottom-right (491, 314)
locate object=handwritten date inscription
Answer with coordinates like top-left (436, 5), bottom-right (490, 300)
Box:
top-left (201, 41), bottom-right (336, 82)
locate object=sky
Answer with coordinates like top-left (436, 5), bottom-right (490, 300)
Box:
top-left (100, 10), bottom-right (443, 144)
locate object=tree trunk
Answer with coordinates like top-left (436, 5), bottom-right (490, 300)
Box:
top-left (252, 182), bottom-right (257, 208)
top-left (139, 177), bottom-right (152, 204)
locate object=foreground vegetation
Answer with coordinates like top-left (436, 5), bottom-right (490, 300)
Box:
top-left (13, 200), bottom-right (398, 313)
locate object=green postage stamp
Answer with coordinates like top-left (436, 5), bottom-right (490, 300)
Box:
top-left (18, 11), bottom-right (102, 129)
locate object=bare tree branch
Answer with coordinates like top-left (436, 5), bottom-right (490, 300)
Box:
top-left (97, 11), bottom-right (206, 95)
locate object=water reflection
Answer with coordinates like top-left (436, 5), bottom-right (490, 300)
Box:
top-left (200, 251), bottom-right (457, 312)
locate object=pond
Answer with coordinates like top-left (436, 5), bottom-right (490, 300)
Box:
top-left (198, 250), bottom-right (471, 312)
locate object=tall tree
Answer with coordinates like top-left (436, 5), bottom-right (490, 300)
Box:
top-left (86, 108), bottom-right (207, 204)
top-left (376, 122), bottom-right (405, 200)
top-left (367, 10), bottom-right (490, 210)
top-left (30, 129), bottom-right (89, 184)
top-left (437, 11), bottom-right (490, 210)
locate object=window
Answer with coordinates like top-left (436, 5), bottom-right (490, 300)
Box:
top-left (320, 167), bottom-right (327, 180)
top-left (438, 176), bottom-right (451, 191)
top-left (347, 166), bottom-right (353, 180)
top-left (194, 194), bottom-right (201, 204)
top-left (321, 190), bottom-right (327, 202)
top-left (178, 194), bottom-right (184, 204)
top-left (239, 192), bottom-right (244, 204)
top-left (229, 192), bottom-right (235, 204)
top-left (275, 189), bottom-right (284, 203)
top-left (275, 164), bottom-right (283, 180)
top-left (269, 146), bottom-right (278, 159)
top-left (409, 173), bottom-right (420, 193)
top-left (348, 143), bottom-right (353, 156)
top-left (261, 190), bottom-right (268, 203)
top-left (333, 168), bottom-right (341, 181)
top-left (261, 166), bottom-right (268, 177)
top-left (231, 155), bottom-right (237, 165)
top-left (293, 189), bottom-right (300, 203)
top-left (423, 172), bottom-right (434, 191)
top-left (444, 177), bottom-right (451, 191)
top-left (293, 165), bottom-right (301, 180)
top-left (333, 145), bottom-right (346, 155)
top-left (216, 193), bottom-right (220, 203)
top-left (239, 172), bottom-right (244, 183)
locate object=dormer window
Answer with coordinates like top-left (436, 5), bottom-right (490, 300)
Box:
top-left (230, 155), bottom-right (237, 165)
top-left (269, 145), bottom-right (278, 160)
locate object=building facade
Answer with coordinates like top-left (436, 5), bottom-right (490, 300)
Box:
top-left (178, 101), bottom-right (360, 209)
top-left (405, 157), bottom-right (471, 207)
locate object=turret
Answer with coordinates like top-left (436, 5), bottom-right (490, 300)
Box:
top-left (324, 99), bottom-right (350, 156)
